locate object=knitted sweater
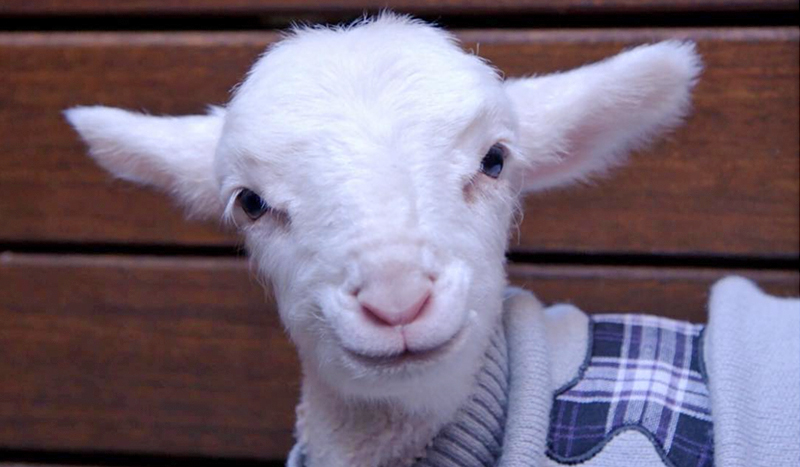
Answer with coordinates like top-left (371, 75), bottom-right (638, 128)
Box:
top-left (288, 277), bottom-right (800, 467)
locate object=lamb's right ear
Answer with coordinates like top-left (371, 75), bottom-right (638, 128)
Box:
top-left (505, 41), bottom-right (701, 193)
top-left (64, 105), bottom-right (225, 218)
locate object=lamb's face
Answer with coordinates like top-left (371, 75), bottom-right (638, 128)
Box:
top-left (66, 14), bottom-right (700, 412)
top-left (215, 20), bottom-right (519, 403)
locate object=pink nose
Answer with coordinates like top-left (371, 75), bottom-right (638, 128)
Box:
top-left (361, 290), bottom-right (431, 326)
top-left (357, 271), bottom-right (433, 326)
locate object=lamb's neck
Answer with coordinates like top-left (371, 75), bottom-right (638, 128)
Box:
top-left (295, 372), bottom-right (467, 467)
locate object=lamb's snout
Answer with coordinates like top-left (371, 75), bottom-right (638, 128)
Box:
top-left (326, 248), bottom-right (470, 363)
top-left (356, 265), bottom-right (433, 326)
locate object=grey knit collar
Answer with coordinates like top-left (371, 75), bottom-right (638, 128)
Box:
top-left (413, 323), bottom-right (509, 466)
top-left (288, 324), bottom-right (510, 467)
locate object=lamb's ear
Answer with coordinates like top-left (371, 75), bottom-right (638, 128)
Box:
top-left (504, 41), bottom-right (702, 193)
top-left (64, 105), bottom-right (225, 218)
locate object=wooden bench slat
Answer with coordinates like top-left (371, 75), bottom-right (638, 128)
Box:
top-left (0, 0), bottom-right (796, 15)
top-left (0, 252), bottom-right (797, 458)
top-left (0, 28), bottom-right (797, 257)
top-left (0, 253), bottom-right (299, 459)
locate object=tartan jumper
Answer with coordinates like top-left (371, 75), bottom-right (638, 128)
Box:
top-left (287, 277), bottom-right (800, 467)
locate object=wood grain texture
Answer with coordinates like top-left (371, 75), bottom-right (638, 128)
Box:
top-left (0, 252), bottom-right (797, 458)
top-left (0, 28), bottom-right (797, 257)
top-left (0, 253), bottom-right (298, 459)
top-left (0, 0), bottom-right (796, 15)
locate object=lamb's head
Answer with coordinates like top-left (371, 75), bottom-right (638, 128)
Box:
top-left (66, 15), bottom-right (700, 412)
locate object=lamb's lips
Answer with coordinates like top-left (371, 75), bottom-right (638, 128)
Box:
top-left (341, 322), bottom-right (468, 367)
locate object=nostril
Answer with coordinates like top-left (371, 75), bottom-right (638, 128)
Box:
top-left (359, 291), bottom-right (432, 327)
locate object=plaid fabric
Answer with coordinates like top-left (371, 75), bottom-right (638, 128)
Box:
top-left (547, 314), bottom-right (714, 467)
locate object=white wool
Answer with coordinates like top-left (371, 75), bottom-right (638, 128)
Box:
top-left (65, 13), bottom-right (701, 467)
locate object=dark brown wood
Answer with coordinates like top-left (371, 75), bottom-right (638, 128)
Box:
top-left (0, 253), bottom-right (299, 459)
top-left (0, 28), bottom-right (797, 257)
top-left (509, 263), bottom-right (800, 317)
top-left (0, 252), bottom-right (797, 458)
top-left (0, 0), bottom-right (795, 15)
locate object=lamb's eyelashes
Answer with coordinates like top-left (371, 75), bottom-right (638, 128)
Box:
top-left (237, 188), bottom-right (270, 220)
top-left (232, 189), bottom-right (291, 229)
top-left (479, 143), bottom-right (506, 179)
top-left (463, 142), bottom-right (508, 203)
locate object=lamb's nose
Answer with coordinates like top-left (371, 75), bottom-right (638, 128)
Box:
top-left (357, 271), bottom-right (433, 326)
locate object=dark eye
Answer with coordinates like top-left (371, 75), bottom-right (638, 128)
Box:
top-left (480, 143), bottom-right (505, 179)
top-left (237, 189), bottom-right (270, 220)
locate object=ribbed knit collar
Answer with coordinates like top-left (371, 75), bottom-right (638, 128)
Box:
top-left (288, 324), bottom-right (510, 467)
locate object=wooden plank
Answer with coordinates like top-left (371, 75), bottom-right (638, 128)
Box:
top-left (0, 252), bottom-right (797, 458)
top-left (0, 28), bottom-right (797, 257)
top-left (0, 0), bottom-right (795, 15)
top-left (510, 263), bottom-right (799, 316)
top-left (0, 253), bottom-right (299, 459)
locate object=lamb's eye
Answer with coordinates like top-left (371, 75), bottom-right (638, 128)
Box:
top-left (237, 189), bottom-right (270, 220)
top-left (480, 143), bottom-right (505, 179)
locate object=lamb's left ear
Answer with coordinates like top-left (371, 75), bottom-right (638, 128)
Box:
top-left (64, 105), bottom-right (225, 218)
top-left (505, 41), bottom-right (702, 193)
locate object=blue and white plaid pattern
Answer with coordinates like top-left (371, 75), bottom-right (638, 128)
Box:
top-left (547, 314), bottom-right (714, 467)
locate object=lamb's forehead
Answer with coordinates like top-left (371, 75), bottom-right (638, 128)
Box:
top-left (225, 17), bottom-right (503, 140)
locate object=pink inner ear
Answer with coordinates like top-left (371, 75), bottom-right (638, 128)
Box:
top-left (521, 121), bottom-right (612, 190)
top-left (511, 41), bottom-right (701, 194)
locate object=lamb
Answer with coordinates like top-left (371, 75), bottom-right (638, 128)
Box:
top-left (65, 14), bottom-right (799, 467)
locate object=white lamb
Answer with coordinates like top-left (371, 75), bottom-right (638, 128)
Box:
top-left (65, 14), bottom-right (799, 467)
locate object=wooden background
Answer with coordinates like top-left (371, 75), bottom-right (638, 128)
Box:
top-left (0, 1), bottom-right (797, 466)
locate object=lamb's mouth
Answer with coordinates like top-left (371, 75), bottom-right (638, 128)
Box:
top-left (343, 325), bottom-right (467, 368)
